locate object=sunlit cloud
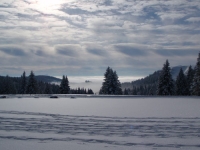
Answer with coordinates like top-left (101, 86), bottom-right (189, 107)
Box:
top-left (0, 0), bottom-right (199, 78)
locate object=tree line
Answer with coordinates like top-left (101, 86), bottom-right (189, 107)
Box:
top-left (0, 71), bottom-right (94, 95)
top-left (1, 53), bottom-right (200, 96)
top-left (123, 53), bottom-right (200, 96)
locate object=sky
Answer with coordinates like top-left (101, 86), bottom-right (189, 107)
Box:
top-left (0, 0), bottom-right (200, 78)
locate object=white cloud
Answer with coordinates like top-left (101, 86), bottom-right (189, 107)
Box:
top-left (186, 17), bottom-right (200, 22)
top-left (0, 0), bottom-right (199, 77)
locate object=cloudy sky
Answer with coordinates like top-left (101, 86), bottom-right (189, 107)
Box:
top-left (0, 0), bottom-right (200, 78)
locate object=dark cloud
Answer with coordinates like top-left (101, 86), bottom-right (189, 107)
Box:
top-left (103, 0), bottom-right (113, 6)
top-left (0, 37), bottom-right (27, 45)
top-left (87, 48), bottom-right (107, 56)
top-left (142, 5), bottom-right (161, 21)
top-left (35, 50), bottom-right (44, 56)
top-left (56, 45), bottom-right (81, 57)
top-left (30, 49), bottom-right (47, 57)
top-left (0, 4), bottom-right (12, 8)
top-left (0, 0), bottom-right (200, 76)
top-left (60, 7), bottom-right (91, 15)
top-left (0, 47), bottom-right (26, 56)
top-left (155, 49), bottom-right (199, 56)
top-left (17, 13), bottom-right (33, 19)
top-left (114, 45), bottom-right (148, 56)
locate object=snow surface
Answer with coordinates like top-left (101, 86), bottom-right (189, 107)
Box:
top-left (0, 96), bottom-right (200, 150)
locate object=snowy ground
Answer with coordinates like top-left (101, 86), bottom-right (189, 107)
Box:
top-left (0, 96), bottom-right (200, 150)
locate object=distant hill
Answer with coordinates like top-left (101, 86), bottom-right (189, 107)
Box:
top-left (171, 66), bottom-right (188, 80)
top-left (0, 75), bottom-right (61, 83)
top-left (121, 66), bottom-right (189, 92)
top-left (35, 75), bottom-right (61, 83)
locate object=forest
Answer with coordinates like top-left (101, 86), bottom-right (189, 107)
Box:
top-left (0, 72), bottom-right (94, 95)
top-left (123, 53), bottom-right (200, 96)
top-left (0, 53), bottom-right (200, 96)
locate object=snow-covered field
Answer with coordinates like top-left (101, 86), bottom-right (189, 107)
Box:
top-left (0, 96), bottom-right (200, 150)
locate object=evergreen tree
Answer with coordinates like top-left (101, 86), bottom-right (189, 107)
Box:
top-left (113, 71), bottom-right (123, 95)
top-left (26, 71), bottom-right (38, 95)
top-left (77, 88), bottom-right (80, 94)
top-left (60, 75), bottom-right (70, 94)
top-left (3, 75), bottom-right (11, 94)
top-left (20, 71), bottom-right (26, 94)
top-left (87, 89), bottom-right (94, 94)
top-left (175, 68), bottom-right (187, 95)
top-left (100, 67), bottom-right (122, 95)
top-left (51, 84), bottom-right (60, 94)
top-left (132, 86), bottom-right (137, 95)
top-left (2, 75), bottom-right (16, 94)
top-left (101, 67), bottom-right (112, 94)
top-left (186, 66), bottom-right (194, 95)
top-left (44, 83), bottom-right (52, 94)
top-left (124, 88), bottom-right (129, 95)
top-left (37, 81), bottom-right (45, 94)
top-left (191, 53), bottom-right (200, 95)
top-left (157, 60), bottom-right (174, 95)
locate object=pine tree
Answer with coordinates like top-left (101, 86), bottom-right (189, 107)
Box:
top-left (100, 67), bottom-right (122, 95)
top-left (175, 68), bottom-right (187, 95)
top-left (2, 75), bottom-right (16, 94)
top-left (20, 71), bottom-right (26, 94)
top-left (37, 81), bottom-right (45, 94)
top-left (60, 75), bottom-right (70, 94)
top-left (3, 76), bottom-right (11, 94)
top-left (44, 83), bottom-right (52, 94)
top-left (51, 84), bottom-right (60, 94)
top-left (186, 65), bottom-right (194, 95)
top-left (157, 60), bottom-right (174, 95)
top-left (26, 71), bottom-right (38, 95)
top-left (124, 88), bottom-right (129, 95)
top-left (88, 89), bottom-right (94, 94)
top-left (101, 67), bottom-right (112, 94)
top-left (191, 53), bottom-right (200, 95)
top-left (113, 71), bottom-right (123, 95)
top-left (132, 86), bottom-right (137, 95)
top-left (77, 87), bottom-right (80, 94)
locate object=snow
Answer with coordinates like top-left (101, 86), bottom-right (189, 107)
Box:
top-left (0, 96), bottom-right (200, 150)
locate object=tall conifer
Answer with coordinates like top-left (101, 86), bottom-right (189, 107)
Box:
top-left (60, 75), bottom-right (70, 94)
top-left (157, 60), bottom-right (174, 95)
top-left (100, 67), bottom-right (122, 95)
top-left (186, 66), bottom-right (194, 95)
top-left (20, 71), bottom-right (26, 94)
top-left (191, 53), bottom-right (200, 95)
top-left (175, 68), bottom-right (187, 95)
top-left (26, 71), bottom-right (38, 95)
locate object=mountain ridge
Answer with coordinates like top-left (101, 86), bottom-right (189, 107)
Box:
top-left (35, 75), bottom-right (61, 83)
top-left (121, 65), bottom-right (190, 91)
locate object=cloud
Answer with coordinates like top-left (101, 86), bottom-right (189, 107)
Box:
top-left (114, 44), bottom-right (149, 57)
top-left (0, 0), bottom-right (200, 77)
top-left (30, 49), bottom-right (50, 57)
top-left (0, 47), bottom-right (27, 56)
top-left (186, 17), bottom-right (200, 22)
top-left (56, 45), bottom-right (83, 57)
top-left (60, 7), bottom-right (91, 15)
top-left (84, 43), bottom-right (108, 57)
top-left (157, 12), bottom-right (186, 21)
top-left (155, 49), bottom-right (199, 56)
top-left (87, 48), bottom-right (107, 57)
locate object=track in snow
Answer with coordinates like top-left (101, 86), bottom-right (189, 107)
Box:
top-left (0, 110), bottom-right (200, 149)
